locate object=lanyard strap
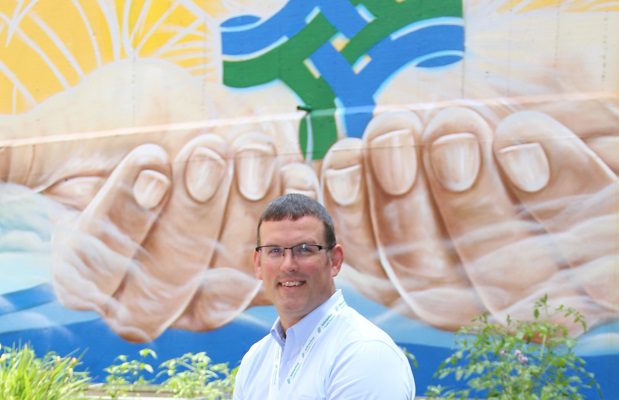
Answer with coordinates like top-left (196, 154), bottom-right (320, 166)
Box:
top-left (268, 297), bottom-right (346, 400)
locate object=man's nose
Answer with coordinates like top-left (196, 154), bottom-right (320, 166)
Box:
top-left (279, 249), bottom-right (298, 272)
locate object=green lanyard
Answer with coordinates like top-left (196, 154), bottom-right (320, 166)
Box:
top-left (268, 297), bottom-right (347, 400)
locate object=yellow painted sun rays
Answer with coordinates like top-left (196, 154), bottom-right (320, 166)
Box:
top-left (0, 0), bottom-right (228, 114)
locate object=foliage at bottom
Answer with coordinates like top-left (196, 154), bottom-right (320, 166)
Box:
top-left (426, 295), bottom-right (602, 400)
top-left (0, 343), bottom-right (90, 400)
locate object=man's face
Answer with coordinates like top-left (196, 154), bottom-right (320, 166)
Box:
top-left (253, 216), bottom-right (343, 330)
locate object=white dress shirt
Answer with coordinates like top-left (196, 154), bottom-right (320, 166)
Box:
top-left (233, 290), bottom-right (415, 399)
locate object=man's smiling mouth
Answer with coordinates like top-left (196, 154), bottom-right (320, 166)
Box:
top-left (280, 281), bottom-right (304, 287)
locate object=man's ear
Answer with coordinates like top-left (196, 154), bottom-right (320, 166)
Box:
top-left (329, 244), bottom-right (344, 277)
top-left (253, 249), bottom-right (263, 280)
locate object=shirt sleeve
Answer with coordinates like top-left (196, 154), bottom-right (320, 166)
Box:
top-left (326, 340), bottom-right (415, 400)
top-left (232, 351), bottom-right (252, 400)
top-left (232, 363), bottom-right (246, 400)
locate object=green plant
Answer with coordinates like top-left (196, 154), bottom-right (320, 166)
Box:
top-left (0, 342), bottom-right (90, 400)
top-left (102, 349), bottom-right (237, 399)
top-left (158, 351), bottom-right (237, 399)
top-left (104, 348), bottom-right (157, 399)
top-left (427, 295), bottom-right (602, 400)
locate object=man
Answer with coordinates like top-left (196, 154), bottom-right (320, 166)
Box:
top-left (233, 193), bottom-right (415, 399)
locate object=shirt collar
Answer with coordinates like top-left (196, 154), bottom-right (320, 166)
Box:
top-left (270, 289), bottom-right (344, 347)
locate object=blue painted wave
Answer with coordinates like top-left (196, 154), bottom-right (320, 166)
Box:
top-left (2, 314), bottom-right (617, 398)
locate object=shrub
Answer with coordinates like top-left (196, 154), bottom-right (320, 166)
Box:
top-left (159, 351), bottom-right (237, 399)
top-left (104, 349), bottom-right (236, 399)
top-left (104, 348), bottom-right (157, 399)
top-left (426, 295), bottom-right (602, 400)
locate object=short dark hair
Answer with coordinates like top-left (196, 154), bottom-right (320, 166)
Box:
top-left (256, 193), bottom-right (336, 247)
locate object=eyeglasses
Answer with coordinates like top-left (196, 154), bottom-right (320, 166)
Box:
top-left (255, 243), bottom-right (333, 263)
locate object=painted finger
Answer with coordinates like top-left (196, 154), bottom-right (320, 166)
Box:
top-left (51, 144), bottom-right (171, 312)
top-left (281, 163), bottom-right (319, 200)
top-left (107, 134), bottom-right (234, 341)
top-left (209, 132), bottom-right (281, 277)
top-left (363, 111), bottom-right (483, 329)
top-left (585, 136), bottom-right (619, 175)
top-left (173, 268), bottom-right (262, 331)
top-left (422, 107), bottom-right (577, 323)
top-left (495, 111), bottom-right (619, 313)
top-left (0, 146), bottom-right (12, 183)
top-left (321, 138), bottom-right (400, 306)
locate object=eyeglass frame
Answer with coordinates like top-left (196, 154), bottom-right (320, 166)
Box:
top-left (255, 243), bottom-right (335, 261)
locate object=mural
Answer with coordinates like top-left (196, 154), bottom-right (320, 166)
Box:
top-left (0, 0), bottom-right (617, 395)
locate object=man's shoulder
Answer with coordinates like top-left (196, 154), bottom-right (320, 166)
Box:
top-left (320, 305), bottom-right (404, 357)
top-left (338, 306), bottom-right (396, 343)
top-left (323, 306), bottom-right (415, 398)
top-left (234, 334), bottom-right (275, 400)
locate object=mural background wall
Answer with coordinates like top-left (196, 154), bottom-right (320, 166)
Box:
top-left (1, 0), bottom-right (617, 395)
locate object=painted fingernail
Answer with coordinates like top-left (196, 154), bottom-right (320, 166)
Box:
top-left (236, 143), bottom-right (276, 201)
top-left (325, 165), bottom-right (362, 206)
top-left (185, 146), bottom-right (227, 202)
top-left (133, 169), bottom-right (171, 209)
top-left (281, 164), bottom-right (319, 199)
top-left (496, 143), bottom-right (550, 193)
top-left (369, 129), bottom-right (416, 195)
top-left (430, 133), bottom-right (480, 192)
